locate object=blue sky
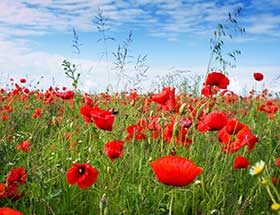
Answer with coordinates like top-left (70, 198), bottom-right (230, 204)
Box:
top-left (0, 0), bottom-right (279, 94)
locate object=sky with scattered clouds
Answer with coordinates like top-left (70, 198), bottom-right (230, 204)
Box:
top-left (0, 0), bottom-right (279, 94)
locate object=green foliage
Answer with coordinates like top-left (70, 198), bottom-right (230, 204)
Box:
top-left (207, 7), bottom-right (245, 74)
top-left (62, 60), bottom-right (80, 90)
top-left (0, 84), bottom-right (279, 214)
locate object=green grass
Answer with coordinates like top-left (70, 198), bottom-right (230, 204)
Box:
top-left (0, 86), bottom-right (279, 215)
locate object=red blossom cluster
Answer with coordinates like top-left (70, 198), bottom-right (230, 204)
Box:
top-left (0, 72), bottom-right (279, 202)
top-left (218, 119), bottom-right (258, 153)
top-left (0, 168), bottom-right (26, 200)
top-left (80, 106), bottom-right (115, 131)
top-left (201, 72), bottom-right (230, 97)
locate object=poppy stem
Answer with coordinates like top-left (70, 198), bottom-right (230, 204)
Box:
top-left (171, 117), bottom-right (179, 151)
top-left (168, 189), bottom-right (175, 215)
top-left (270, 183), bottom-right (280, 203)
top-left (265, 183), bottom-right (277, 204)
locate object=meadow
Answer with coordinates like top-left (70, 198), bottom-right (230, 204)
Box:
top-left (0, 72), bottom-right (279, 215)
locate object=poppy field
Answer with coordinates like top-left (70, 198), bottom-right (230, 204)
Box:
top-left (0, 72), bottom-right (280, 215)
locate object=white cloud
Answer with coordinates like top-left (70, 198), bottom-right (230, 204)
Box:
top-left (244, 14), bottom-right (280, 37)
top-left (0, 39), bottom-right (111, 92)
top-left (0, 0), bottom-right (279, 41)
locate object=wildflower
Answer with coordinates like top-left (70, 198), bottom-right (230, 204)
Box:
top-left (233, 155), bottom-right (250, 169)
top-left (150, 155), bottom-right (203, 186)
top-left (197, 111), bottom-right (227, 132)
top-left (0, 183), bottom-right (6, 198)
top-left (56, 91), bottom-right (74, 100)
top-left (276, 158), bottom-right (280, 168)
top-left (272, 177), bottom-right (278, 185)
top-left (104, 140), bottom-right (124, 161)
top-left (201, 85), bottom-right (212, 97)
top-left (271, 203), bottom-right (280, 211)
top-left (19, 78), bottom-right (26, 83)
top-left (249, 160), bottom-right (265, 176)
top-left (253, 72), bottom-right (264, 81)
top-left (66, 163), bottom-right (99, 189)
top-left (2, 115), bottom-right (9, 121)
top-left (125, 124), bottom-right (146, 141)
top-left (218, 119), bottom-right (258, 153)
top-left (80, 106), bottom-right (115, 131)
top-left (163, 118), bottom-right (192, 148)
top-left (0, 208), bottom-right (24, 215)
top-left (32, 108), bottom-right (42, 119)
top-left (6, 184), bottom-right (24, 200)
top-left (4, 168), bottom-right (26, 200)
top-left (151, 87), bottom-right (172, 105)
top-left (151, 87), bottom-right (176, 111)
top-left (23, 88), bottom-right (30, 94)
top-left (205, 72), bottom-right (230, 89)
top-left (7, 168), bottom-right (26, 186)
top-left (16, 140), bottom-right (31, 152)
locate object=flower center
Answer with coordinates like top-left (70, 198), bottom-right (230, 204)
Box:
top-left (78, 166), bottom-right (85, 175)
top-left (253, 166), bottom-right (264, 175)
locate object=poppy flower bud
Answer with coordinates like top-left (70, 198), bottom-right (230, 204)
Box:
top-left (170, 147), bottom-right (176, 156)
top-left (194, 180), bottom-right (201, 187)
top-left (100, 193), bottom-right (109, 215)
top-left (210, 209), bottom-right (221, 215)
top-left (261, 178), bottom-right (269, 186)
top-left (111, 109), bottom-right (119, 115)
top-left (130, 99), bottom-right (135, 106)
top-left (179, 103), bottom-right (187, 115)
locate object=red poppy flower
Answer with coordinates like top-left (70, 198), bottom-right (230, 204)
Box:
top-left (205, 72), bottom-right (230, 89)
top-left (16, 140), bottom-right (31, 152)
top-left (201, 85), bottom-right (212, 97)
top-left (0, 208), bottom-right (24, 215)
top-left (19, 78), bottom-right (26, 83)
top-left (151, 87), bottom-right (176, 111)
top-left (126, 124), bottom-right (146, 141)
top-left (23, 88), bottom-right (30, 94)
top-left (197, 112), bottom-right (227, 132)
top-left (150, 155), bottom-right (203, 186)
top-left (2, 115), bottom-right (9, 121)
top-left (0, 183), bottom-right (5, 198)
top-left (258, 101), bottom-right (278, 118)
top-left (7, 168), bottom-right (26, 186)
top-left (151, 87), bottom-right (171, 104)
top-left (233, 155), bottom-right (250, 169)
top-left (66, 163), bottom-right (99, 189)
top-left (6, 184), bottom-right (24, 200)
top-left (218, 119), bottom-right (258, 153)
top-left (253, 72), bottom-right (264, 81)
top-left (163, 119), bottom-right (192, 148)
top-left (56, 91), bottom-right (74, 100)
top-left (272, 178), bottom-right (278, 185)
top-left (80, 106), bottom-right (115, 131)
top-left (104, 140), bottom-right (124, 161)
top-left (226, 119), bottom-right (245, 134)
top-left (32, 108), bottom-right (42, 119)
top-left (276, 158), bottom-right (280, 168)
